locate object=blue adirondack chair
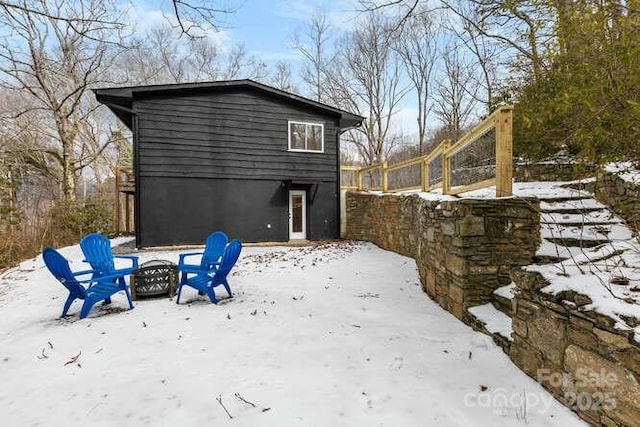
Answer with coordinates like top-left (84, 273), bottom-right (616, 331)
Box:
top-left (80, 233), bottom-right (138, 304)
top-left (178, 231), bottom-right (228, 287)
top-left (43, 247), bottom-right (134, 319)
top-left (176, 239), bottom-right (242, 304)
top-left (80, 233), bottom-right (139, 277)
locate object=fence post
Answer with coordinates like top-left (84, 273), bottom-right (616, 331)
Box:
top-left (421, 158), bottom-right (428, 192)
top-left (495, 107), bottom-right (513, 197)
top-left (382, 161), bottom-right (388, 192)
top-left (357, 168), bottom-right (363, 191)
top-left (442, 139), bottom-right (451, 195)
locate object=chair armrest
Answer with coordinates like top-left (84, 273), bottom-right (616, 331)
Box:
top-left (114, 255), bottom-right (139, 269)
top-left (178, 252), bottom-right (203, 266)
top-left (179, 265), bottom-right (203, 274)
top-left (76, 271), bottom-right (126, 284)
top-left (72, 269), bottom-right (96, 277)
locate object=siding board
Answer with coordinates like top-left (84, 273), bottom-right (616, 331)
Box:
top-left (135, 89), bottom-right (340, 181)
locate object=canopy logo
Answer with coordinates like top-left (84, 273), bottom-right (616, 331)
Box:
top-left (537, 368), bottom-right (618, 411)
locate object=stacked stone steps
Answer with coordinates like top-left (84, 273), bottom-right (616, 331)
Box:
top-left (465, 303), bottom-right (513, 353)
top-left (538, 194), bottom-right (633, 259)
top-left (539, 197), bottom-right (605, 213)
top-left (541, 236), bottom-right (608, 248)
top-left (466, 189), bottom-right (633, 354)
top-left (459, 282), bottom-right (517, 351)
top-left (491, 283), bottom-right (515, 316)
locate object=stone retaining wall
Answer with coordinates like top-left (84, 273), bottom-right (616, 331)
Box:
top-left (510, 269), bottom-right (640, 426)
top-left (595, 169), bottom-right (640, 232)
top-left (344, 192), bottom-right (540, 319)
top-left (514, 161), bottom-right (595, 182)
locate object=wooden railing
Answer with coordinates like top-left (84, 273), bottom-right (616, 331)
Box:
top-left (340, 106), bottom-right (513, 197)
top-left (114, 166), bottom-right (135, 234)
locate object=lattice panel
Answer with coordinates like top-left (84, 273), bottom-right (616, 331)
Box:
top-left (427, 153), bottom-right (443, 188)
top-left (340, 169), bottom-right (358, 188)
top-left (388, 163), bottom-right (421, 191)
top-left (449, 128), bottom-right (496, 188)
top-left (361, 168), bottom-right (382, 190)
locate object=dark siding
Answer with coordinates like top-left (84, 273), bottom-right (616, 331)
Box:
top-left (134, 89), bottom-right (341, 181)
top-left (133, 87), bottom-right (343, 246)
top-left (138, 177), bottom-right (338, 246)
top-left (306, 182), bottom-right (340, 240)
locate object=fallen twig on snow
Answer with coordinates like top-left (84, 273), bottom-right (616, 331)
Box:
top-left (234, 392), bottom-right (256, 407)
top-left (64, 351), bottom-right (81, 366)
top-left (356, 292), bottom-right (379, 299)
top-left (216, 394), bottom-right (233, 419)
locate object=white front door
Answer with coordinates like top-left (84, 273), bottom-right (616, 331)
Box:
top-left (289, 190), bottom-right (307, 240)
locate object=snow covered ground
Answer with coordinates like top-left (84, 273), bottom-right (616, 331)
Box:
top-left (0, 239), bottom-right (583, 426)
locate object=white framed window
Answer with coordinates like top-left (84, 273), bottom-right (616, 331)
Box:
top-left (288, 121), bottom-right (324, 153)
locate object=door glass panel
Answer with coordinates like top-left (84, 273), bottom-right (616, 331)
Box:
top-left (292, 195), bottom-right (303, 233)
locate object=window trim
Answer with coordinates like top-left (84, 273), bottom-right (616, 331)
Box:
top-left (288, 120), bottom-right (325, 153)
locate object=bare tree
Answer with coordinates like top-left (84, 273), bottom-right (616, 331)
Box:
top-left (440, 1), bottom-right (502, 111)
top-left (222, 43), bottom-right (268, 81)
top-left (326, 12), bottom-right (408, 165)
top-left (168, 0), bottom-right (242, 37)
top-left (439, 0), bottom-right (554, 80)
top-left (270, 60), bottom-right (296, 92)
top-left (293, 8), bottom-right (333, 102)
top-left (360, 0), bottom-right (553, 81)
top-left (0, 0), bottom-right (127, 200)
top-left (150, 25), bottom-right (189, 83)
top-left (188, 36), bottom-right (222, 81)
top-left (0, 89), bottom-right (60, 235)
top-left (0, 0), bottom-right (241, 38)
top-left (433, 46), bottom-right (478, 142)
top-left (393, 10), bottom-right (439, 153)
top-left (117, 36), bottom-right (160, 85)
top-left (120, 23), bottom-right (267, 85)
top-left (120, 27), bottom-right (209, 85)
top-left (358, 0), bottom-right (423, 32)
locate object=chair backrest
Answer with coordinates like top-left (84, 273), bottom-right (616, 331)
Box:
top-left (216, 239), bottom-right (242, 277)
top-left (42, 247), bottom-right (87, 298)
top-left (201, 231), bottom-right (229, 269)
top-left (80, 233), bottom-right (115, 274)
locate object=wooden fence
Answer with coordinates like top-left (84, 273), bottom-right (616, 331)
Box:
top-left (340, 106), bottom-right (513, 197)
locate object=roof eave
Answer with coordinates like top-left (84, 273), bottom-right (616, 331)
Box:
top-left (93, 89), bottom-right (135, 130)
top-left (92, 80), bottom-right (366, 132)
top-left (339, 113), bottom-right (365, 131)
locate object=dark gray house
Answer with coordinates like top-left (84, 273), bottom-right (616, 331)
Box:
top-left (94, 80), bottom-right (363, 247)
